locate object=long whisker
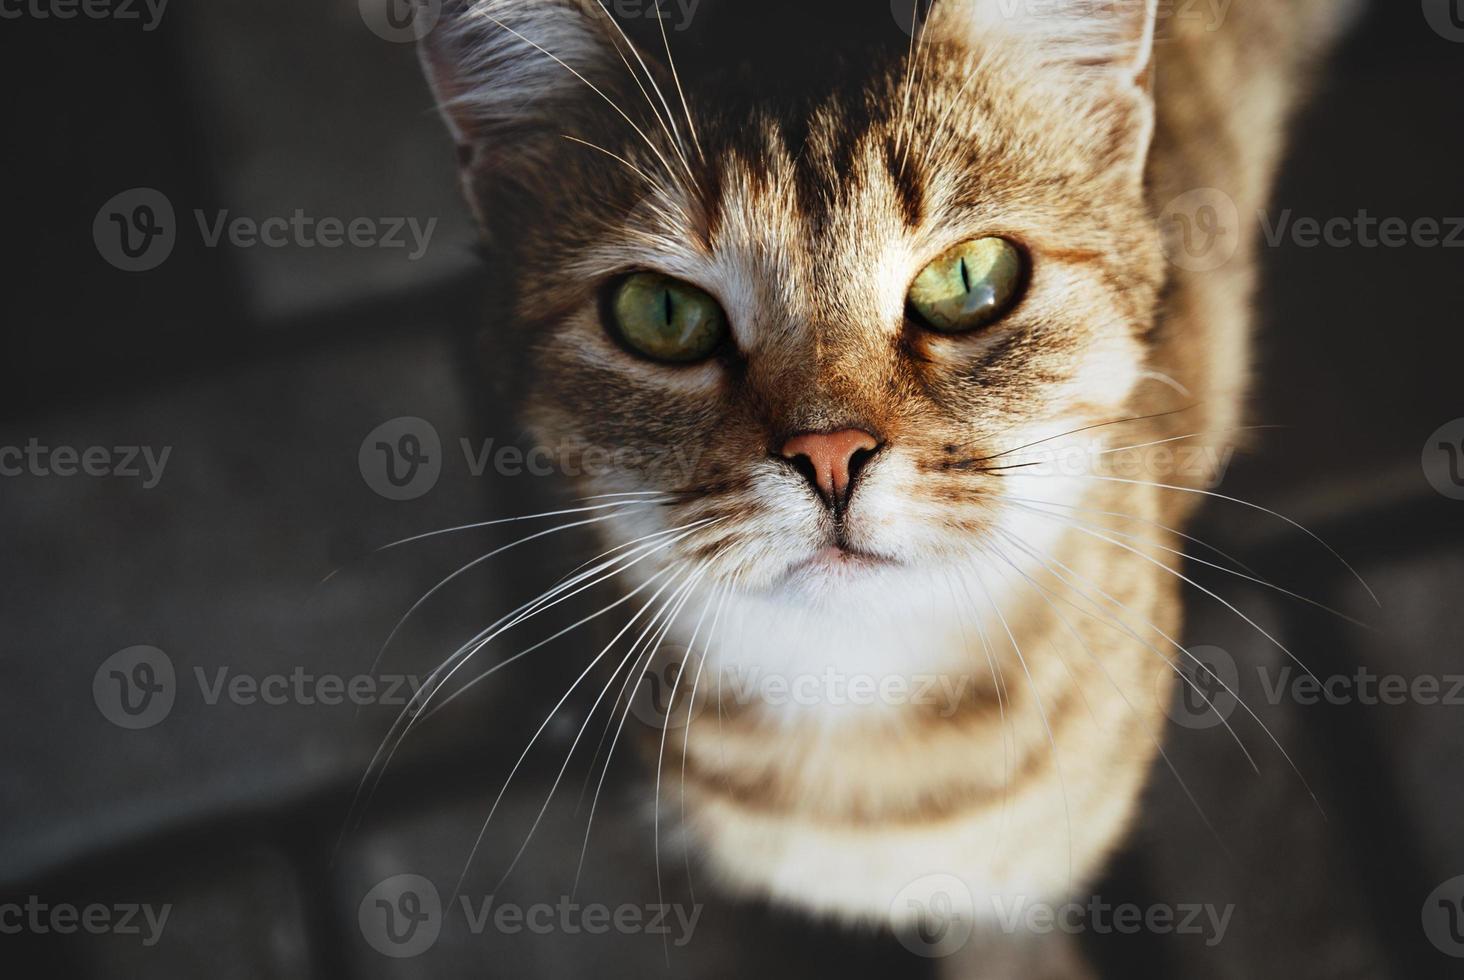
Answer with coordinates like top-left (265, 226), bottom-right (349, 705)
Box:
top-left (571, 563), bottom-right (711, 896)
top-left (318, 499), bottom-right (667, 584)
top-left (587, 0), bottom-right (697, 184)
top-left (893, 0), bottom-right (922, 170)
top-left (465, 7), bottom-right (686, 188)
top-left (421, 571), bottom-right (669, 723)
top-left (1068, 474), bottom-right (1378, 606)
top-left (1011, 502), bottom-right (1321, 681)
top-left (409, 519), bottom-right (721, 744)
top-left (652, 574), bottom-right (720, 960)
top-left (450, 561), bottom-right (692, 902)
top-left (376, 500), bottom-right (665, 553)
top-left (961, 408), bottom-right (1196, 467)
top-left (503, 565), bottom-right (708, 896)
top-left (369, 507), bottom-right (645, 675)
top-left (982, 543), bottom-right (1227, 853)
top-left (988, 425), bottom-right (1281, 471)
top-left (941, 569), bottom-right (1015, 851)
top-left (561, 134), bottom-right (683, 207)
top-left (1000, 493), bottom-right (1261, 577)
top-left (653, 0), bottom-right (703, 163)
top-left (992, 527), bottom-right (1265, 778)
top-left (1007, 499), bottom-right (1371, 629)
top-left (679, 568), bottom-right (738, 902)
top-left (994, 530), bottom-right (1327, 811)
top-left (340, 518), bottom-right (716, 851)
top-left (968, 556), bottom-right (1074, 896)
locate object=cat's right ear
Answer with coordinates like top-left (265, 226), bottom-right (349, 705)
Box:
top-left (419, 0), bottom-right (627, 225)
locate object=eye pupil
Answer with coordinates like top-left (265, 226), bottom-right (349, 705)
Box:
top-left (609, 272), bottom-right (728, 363)
top-left (907, 237), bottom-right (1026, 334)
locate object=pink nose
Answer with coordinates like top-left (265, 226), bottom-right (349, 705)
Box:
top-left (779, 428), bottom-right (880, 511)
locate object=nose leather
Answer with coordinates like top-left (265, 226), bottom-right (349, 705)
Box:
top-left (779, 428), bottom-right (879, 510)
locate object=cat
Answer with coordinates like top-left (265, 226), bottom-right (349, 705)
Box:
top-left (418, 0), bottom-right (1354, 967)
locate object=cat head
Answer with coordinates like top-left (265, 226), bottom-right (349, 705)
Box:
top-left (422, 0), bottom-right (1167, 678)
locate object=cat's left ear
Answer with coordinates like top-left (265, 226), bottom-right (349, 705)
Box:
top-left (929, 0), bottom-right (1158, 174)
top-left (929, 0), bottom-right (1156, 84)
top-left (417, 0), bottom-right (633, 227)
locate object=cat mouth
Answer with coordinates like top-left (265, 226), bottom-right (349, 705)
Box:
top-left (784, 544), bottom-right (894, 580)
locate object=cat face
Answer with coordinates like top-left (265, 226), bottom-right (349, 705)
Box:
top-left (426, 0), bottom-right (1165, 674)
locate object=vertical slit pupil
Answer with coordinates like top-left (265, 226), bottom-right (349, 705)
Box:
top-left (662, 288), bottom-right (674, 327)
top-left (958, 256), bottom-right (970, 292)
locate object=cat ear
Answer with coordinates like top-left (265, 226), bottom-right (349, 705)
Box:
top-left (929, 0), bottom-right (1157, 89)
top-left (419, 0), bottom-right (628, 221)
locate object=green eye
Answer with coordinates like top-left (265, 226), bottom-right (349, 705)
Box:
top-left (609, 272), bottom-right (728, 363)
top-left (907, 237), bottom-right (1026, 333)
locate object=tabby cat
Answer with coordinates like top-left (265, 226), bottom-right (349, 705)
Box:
top-left (419, 0), bottom-right (1352, 968)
